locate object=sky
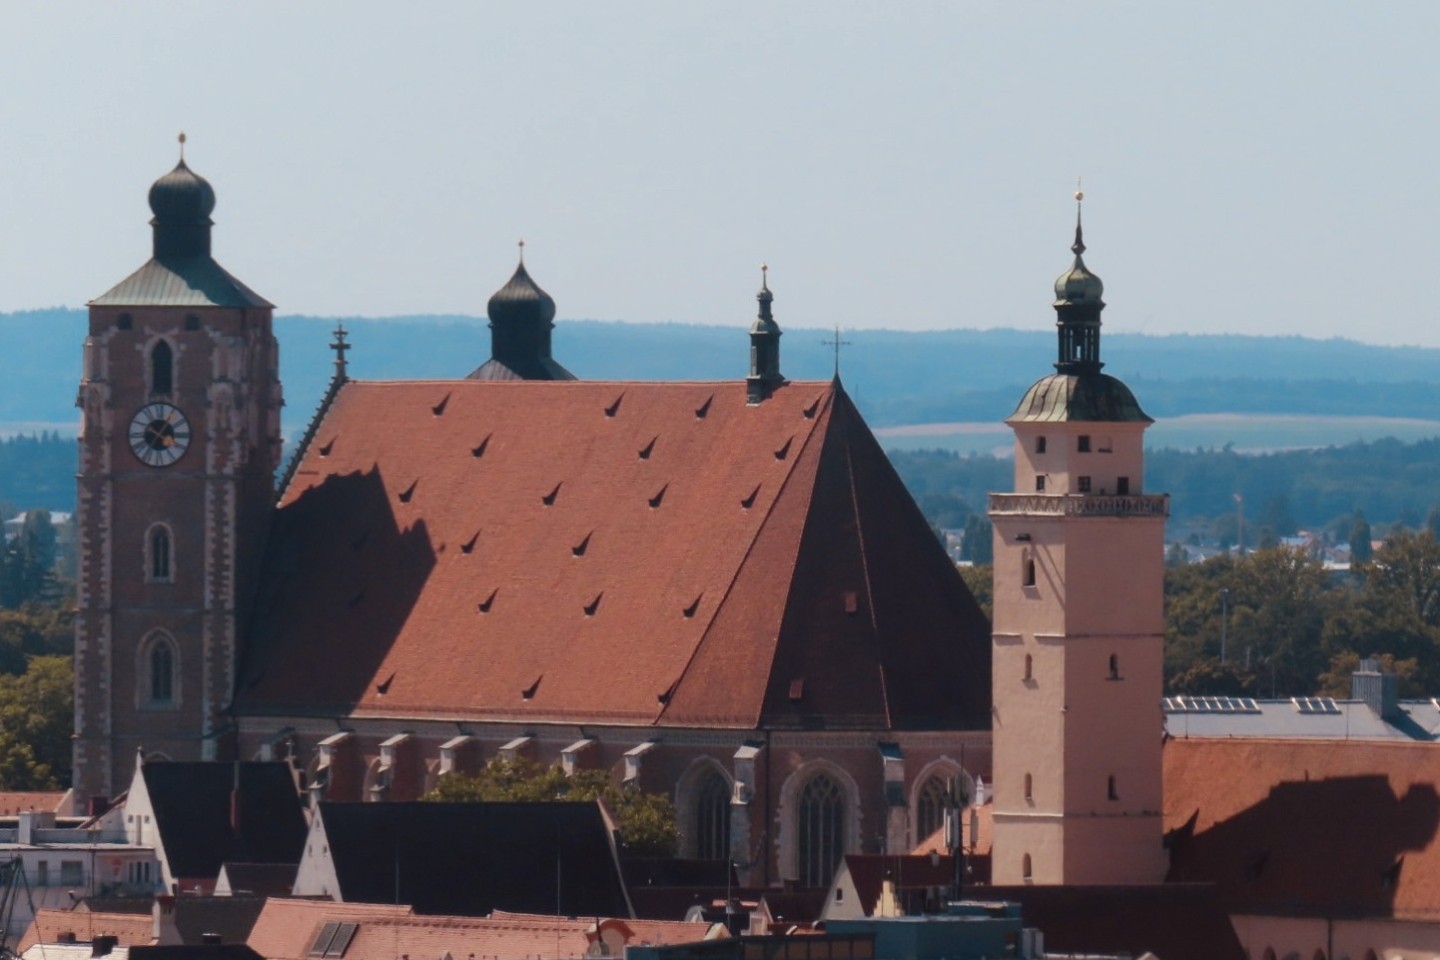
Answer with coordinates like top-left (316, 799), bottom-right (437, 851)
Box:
top-left (2, 2), bottom-right (1439, 345)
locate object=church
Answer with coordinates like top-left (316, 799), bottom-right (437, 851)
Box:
top-left (72, 150), bottom-right (997, 888)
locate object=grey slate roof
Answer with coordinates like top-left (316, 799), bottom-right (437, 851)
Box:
top-left (90, 258), bottom-right (271, 309)
top-left (1163, 696), bottom-right (1440, 741)
top-left (316, 800), bottom-right (631, 918)
top-left (142, 761), bottom-right (306, 881)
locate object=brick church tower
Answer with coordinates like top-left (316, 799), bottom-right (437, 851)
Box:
top-left (73, 141), bottom-right (282, 803)
top-left (988, 196), bottom-right (1169, 885)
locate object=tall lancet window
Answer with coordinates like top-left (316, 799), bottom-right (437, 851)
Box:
top-left (149, 525), bottom-right (172, 582)
top-left (797, 773), bottom-right (846, 887)
top-left (151, 340), bottom-right (174, 395)
top-left (916, 775), bottom-right (949, 844)
top-left (694, 770), bottom-right (732, 861)
top-left (150, 640), bottom-right (174, 703)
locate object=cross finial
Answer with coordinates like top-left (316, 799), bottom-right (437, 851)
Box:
top-left (331, 323), bottom-right (351, 381)
top-left (1072, 176), bottom-right (1086, 256)
top-left (822, 323), bottom-right (852, 378)
top-left (518, 238), bottom-right (525, 265)
top-left (761, 262), bottom-right (769, 290)
top-left (178, 131), bottom-right (187, 161)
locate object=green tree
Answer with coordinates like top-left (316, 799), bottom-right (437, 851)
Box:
top-left (1316, 650), bottom-right (1423, 699)
top-left (960, 514), bottom-right (992, 564)
top-left (958, 563), bottom-right (992, 623)
top-left (1350, 512), bottom-right (1374, 563)
top-left (0, 655), bottom-right (73, 789)
top-left (426, 757), bottom-right (678, 857)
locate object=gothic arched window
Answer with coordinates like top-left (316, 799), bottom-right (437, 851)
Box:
top-left (797, 773), bottom-right (846, 888)
top-left (694, 770), bottom-right (732, 861)
top-left (151, 341), bottom-right (173, 395)
top-left (150, 640), bottom-right (174, 704)
top-left (916, 776), bottom-right (948, 845)
top-left (149, 525), bottom-right (172, 582)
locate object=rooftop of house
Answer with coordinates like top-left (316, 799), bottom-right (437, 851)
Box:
top-left (0, 792), bottom-right (68, 816)
top-left (1164, 737), bottom-right (1440, 920)
top-left (309, 801), bottom-right (630, 919)
top-left (246, 899), bottom-right (715, 960)
top-left (136, 761), bottom-right (307, 882)
top-left (238, 378), bottom-right (991, 731)
top-left (1162, 694), bottom-right (1440, 741)
top-left (17, 909), bottom-right (154, 953)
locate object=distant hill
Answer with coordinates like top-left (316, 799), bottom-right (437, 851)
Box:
top-left (5, 309), bottom-right (1440, 438)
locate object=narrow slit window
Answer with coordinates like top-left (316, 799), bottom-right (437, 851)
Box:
top-left (1108, 775), bottom-right (1118, 801)
top-left (150, 526), bottom-right (171, 581)
top-left (1022, 854), bottom-right (1033, 880)
top-left (1108, 654), bottom-right (1120, 680)
top-left (150, 642), bottom-right (174, 703)
top-left (1023, 557), bottom-right (1036, 588)
top-left (1035, 436), bottom-right (1047, 454)
top-left (1024, 773), bottom-right (1033, 801)
top-left (1023, 654), bottom-right (1033, 682)
top-left (151, 341), bottom-right (174, 395)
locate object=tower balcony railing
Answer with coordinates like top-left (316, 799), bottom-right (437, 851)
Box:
top-left (988, 493), bottom-right (1170, 518)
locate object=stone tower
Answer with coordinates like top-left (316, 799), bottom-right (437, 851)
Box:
top-left (988, 198), bottom-right (1169, 885)
top-left (73, 143), bottom-right (281, 804)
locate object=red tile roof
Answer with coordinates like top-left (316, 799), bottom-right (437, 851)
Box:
top-left (18, 909), bottom-right (154, 952)
top-left (0, 792), bottom-right (67, 815)
top-left (1165, 737), bottom-right (1440, 919)
top-left (238, 380), bottom-right (990, 730)
top-left (246, 900), bottom-right (711, 960)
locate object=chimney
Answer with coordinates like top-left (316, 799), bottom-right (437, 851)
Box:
top-left (92, 935), bottom-right (118, 957)
top-left (1352, 657), bottom-right (1400, 720)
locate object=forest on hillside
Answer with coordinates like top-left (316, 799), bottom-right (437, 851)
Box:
top-left (890, 436), bottom-right (1440, 538)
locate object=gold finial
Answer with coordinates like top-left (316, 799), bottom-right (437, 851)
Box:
top-left (518, 238), bottom-right (525, 264)
top-left (178, 131), bottom-right (187, 161)
top-left (761, 262), bottom-right (768, 288)
top-left (1074, 175), bottom-right (1083, 203)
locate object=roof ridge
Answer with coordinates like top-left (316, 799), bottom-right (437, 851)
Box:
top-left (277, 374), bottom-right (349, 500)
top-left (658, 385), bottom-right (838, 724)
top-left (834, 387), bottom-right (893, 727)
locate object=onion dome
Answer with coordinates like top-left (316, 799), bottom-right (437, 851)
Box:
top-left (1054, 211), bottom-right (1104, 306)
top-left (148, 159), bottom-right (216, 224)
top-left (148, 135), bottom-right (217, 261)
top-left (487, 260), bottom-right (557, 327)
top-left (747, 265), bottom-right (784, 403)
top-left (469, 244), bottom-right (575, 381)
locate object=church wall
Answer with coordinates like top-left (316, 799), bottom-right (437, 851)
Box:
top-left (238, 716), bottom-right (989, 888)
top-left (1231, 912), bottom-right (1440, 960)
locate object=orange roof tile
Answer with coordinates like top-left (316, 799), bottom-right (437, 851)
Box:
top-left (1165, 737), bottom-right (1440, 919)
top-left (0, 792), bottom-right (66, 815)
top-left (238, 380), bottom-right (990, 730)
top-left (246, 901), bottom-right (711, 960)
top-left (18, 909), bottom-right (154, 952)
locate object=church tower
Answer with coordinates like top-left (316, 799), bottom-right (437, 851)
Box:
top-left (988, 195), bottom-right (1169, 885)
top-left (73, 140), bottom-right (282, 804)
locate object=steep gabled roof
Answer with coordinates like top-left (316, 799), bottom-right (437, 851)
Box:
top-left (1164, 737), bottom-right (1440, 919)
top-left (312, 801), bottom-right (630, 918)
top-left (140, 762), bottom-right (306, 881)
top-left (238, 379), bottom-right (990, 730)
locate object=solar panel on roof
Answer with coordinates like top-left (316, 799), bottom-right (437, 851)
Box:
top-left (1161, 695), bottom-right (1260, 714)
top-left (1292, 696), bottom-right (1341, 715)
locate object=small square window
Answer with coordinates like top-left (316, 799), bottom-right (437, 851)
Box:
top-left (117, 313), bottom-right (133, 331)
top-left (184, 314), bottom-right (201, 331)
top-left (1078, 476), bottom-right (1092, 493)
top-left (1035, 476), bottom-right (1046, 492)
top-left (1078, 436), bottom-right (1091, 453)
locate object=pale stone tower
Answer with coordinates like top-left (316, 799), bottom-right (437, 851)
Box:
top-left (988, 196), bottom-right (1169, 885)
top-left (73, 141), bottom-right (281, 805)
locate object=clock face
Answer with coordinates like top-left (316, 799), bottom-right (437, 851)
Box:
top-left (128, 403), bottom-right (192, 467)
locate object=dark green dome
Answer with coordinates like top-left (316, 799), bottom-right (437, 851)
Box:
top-left (1008, 372), bottom-right (1151, 424)
top-left (148, 159), bottom-right (216, 224)
top-left (488, 261), bottom-right (557, 326)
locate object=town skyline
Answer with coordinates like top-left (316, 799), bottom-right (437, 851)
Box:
top-left (2, 2), bottom-right (1439, 346)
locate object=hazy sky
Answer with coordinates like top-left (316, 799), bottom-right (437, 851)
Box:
top-left (3, 2), bottom-right (1438, 345)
